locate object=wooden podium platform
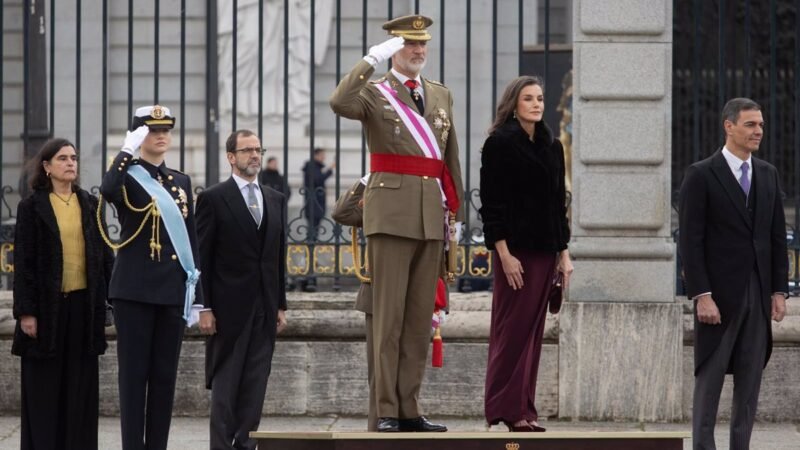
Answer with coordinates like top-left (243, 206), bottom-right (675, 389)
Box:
top-left (251, 431), bottom-right (690, 450)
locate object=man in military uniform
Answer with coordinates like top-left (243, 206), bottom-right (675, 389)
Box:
top-left (330, 15), bottom-right (464, 433)
top-left (100, 105), bottom-right (203, 450)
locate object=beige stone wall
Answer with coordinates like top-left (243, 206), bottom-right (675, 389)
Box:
top-left (1, 291), bottom-right (799, 420)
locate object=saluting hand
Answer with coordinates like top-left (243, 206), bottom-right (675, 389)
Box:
top-left (365, 36), bottom-right (405, 65)
top-left (696, 294), bottom-right (722, 325)
top-left (20, 315), bottom-right (37, 338)
top-left (121, 125), bottom-right (150, 155)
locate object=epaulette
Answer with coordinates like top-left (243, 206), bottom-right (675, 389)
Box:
top-left (369, 76), bottom-right (387, 84)
top-left (425, 78), bottom-right (445, 87)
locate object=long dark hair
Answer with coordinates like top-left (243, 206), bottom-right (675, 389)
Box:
top-left (26, 137), bottom-right (80, 192)
top-left (488, 75), bottom-right (544, 135)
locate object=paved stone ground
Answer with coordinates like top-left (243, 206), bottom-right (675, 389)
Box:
top-left (0, 415), bottom-right (797, 449)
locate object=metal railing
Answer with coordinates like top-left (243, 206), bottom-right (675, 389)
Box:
top-left (671, 0), bottom-right (800, 293)
top-left (0, 0), bottom-right (568, 290)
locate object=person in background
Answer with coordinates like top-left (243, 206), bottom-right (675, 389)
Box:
top-left (300, 147), bottom-right (335, 292)
top-left (480, 76), bottom-right (572, 432)
top-left (260, 156), bottom-right (291, 200)
top-left (13, 137), bottom-right (113, 450)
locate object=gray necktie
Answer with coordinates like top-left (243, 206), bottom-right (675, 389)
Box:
top-left (246, 183), bottom-right (262, 226)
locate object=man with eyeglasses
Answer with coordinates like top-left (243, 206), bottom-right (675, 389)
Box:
top-left (195, 129), bottom-right (288, 450)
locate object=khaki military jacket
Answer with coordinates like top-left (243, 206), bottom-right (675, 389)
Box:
top-left (330, 60), bottom-right (464, 241)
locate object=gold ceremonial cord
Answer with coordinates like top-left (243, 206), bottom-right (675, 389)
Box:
top-left (351, 227), bottom-right (371, 284)
top-left (447, 211), bottom-right (457, 283)
top-left (96, 186), bottom-right (160, 254)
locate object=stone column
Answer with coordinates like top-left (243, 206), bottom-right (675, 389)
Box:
top-left (561, 0), bottom-right (681, 421)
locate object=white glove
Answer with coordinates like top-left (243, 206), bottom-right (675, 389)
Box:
top-left (363, 36), bottom-right (405, 66)
top-left (122, 125), bottom-right (149, 155)
top-left (451, 221), bottom-right (463, 243)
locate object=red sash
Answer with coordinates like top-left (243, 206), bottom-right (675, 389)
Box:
top-left (371, 153), bottom-right (460, 214)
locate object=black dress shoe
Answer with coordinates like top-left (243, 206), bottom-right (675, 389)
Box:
top-left (376, 417), bottom-right (400, 432)
top-left (399, 416), bottom-right (447, 432)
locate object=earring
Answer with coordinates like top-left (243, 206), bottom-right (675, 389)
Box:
top-left (513, 110), bottom-right (517, 119)
top-left (46, 172), bottom-right (51, 178)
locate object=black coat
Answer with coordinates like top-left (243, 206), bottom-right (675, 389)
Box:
top-left (100, 152), bottom-right (204, 306)
top-left (479, 119), bottom-right (570, 252)
top-left (302, 160), bottom-right (332, 224)
top-left (195, 177), bottom-right (288, 388)
top-left (679, 150), bottom-right (788, 373)
top-left (12, 189), bottom-right (113, 358)
top-left (260, 169), bottom-right (291, 200)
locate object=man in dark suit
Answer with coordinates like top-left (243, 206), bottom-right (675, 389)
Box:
top-left (100, 105), bottom-right (203, 450)
top-left (679, 97), bottom-right (788, 450)
top-left (196, 129), bottom-right (288, 450)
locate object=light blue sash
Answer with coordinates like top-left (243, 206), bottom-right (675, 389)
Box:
top-left (128, 165), bottom-right (200, 322)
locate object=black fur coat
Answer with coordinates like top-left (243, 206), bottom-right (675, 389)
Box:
top-left (479, 119), bottom-right (570, 252)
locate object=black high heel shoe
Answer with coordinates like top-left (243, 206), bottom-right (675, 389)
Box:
top-left (503, 421), bottom-right (535, 432)
top-left (528, 421), bottom-right (546, 432)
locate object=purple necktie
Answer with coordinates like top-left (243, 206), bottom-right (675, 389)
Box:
top-left (739, 162), bottom-right (750, 196)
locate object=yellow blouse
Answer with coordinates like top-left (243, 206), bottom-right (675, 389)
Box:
top-left (49, 193), bottom-right (87, 292)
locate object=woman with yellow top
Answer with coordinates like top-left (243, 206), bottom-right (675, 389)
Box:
top-left (12, 138), bottom-right (114, 450)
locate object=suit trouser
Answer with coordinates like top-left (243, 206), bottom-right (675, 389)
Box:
top-left (210, 301), bottom-right (274, 450)
top-left (368, 234), bottom-right (443, 419)
top-left (113, 299), bottom-right (185, 450)
top-left (692, 271), bottom-right (768, 450)
top-left (365, 312), bottom-right (377, 431)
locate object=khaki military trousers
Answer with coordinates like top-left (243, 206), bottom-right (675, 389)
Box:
top-left (368, 233), bottom-right (443, 419)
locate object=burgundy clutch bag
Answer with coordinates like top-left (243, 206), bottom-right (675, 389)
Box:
top-left (548, 271), bottom-right (564, 314)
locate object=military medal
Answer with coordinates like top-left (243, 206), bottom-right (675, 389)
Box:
top-left (394, 125), bottom-right (401, 135)
top-left (177, 187), bottom-right (189, 219)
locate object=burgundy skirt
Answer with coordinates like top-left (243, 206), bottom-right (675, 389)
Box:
top-left (484, 249), bottom-right (556, 425)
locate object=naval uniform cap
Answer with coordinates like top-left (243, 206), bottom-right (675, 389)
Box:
top-left (131, 104), bottom-right (176, 131)
top-left (383, 15), bottom-right (433, 41)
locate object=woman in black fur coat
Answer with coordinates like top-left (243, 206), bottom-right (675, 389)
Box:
top-left (12, 138), bottom-right (113, 450)
top-left (480, 76), bottom-right (573, 432)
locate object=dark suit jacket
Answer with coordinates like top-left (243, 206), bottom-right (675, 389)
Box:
top-left (12, 189), bottom-right (113, 358)
top-left (196, 177), bottom-right (287, 388)
top-left (100, 152), bottom-right (203, 306)
top-left (679, 149), bottom-right (788, 373)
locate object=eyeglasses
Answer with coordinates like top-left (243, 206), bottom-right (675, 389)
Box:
top-left (233, 147), bottom-right (267, 155)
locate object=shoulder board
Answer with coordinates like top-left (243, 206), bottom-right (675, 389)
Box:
top-left (425, 78), bottom-right (445, 87)
top-left (369, 76), bottom-right (387, 84)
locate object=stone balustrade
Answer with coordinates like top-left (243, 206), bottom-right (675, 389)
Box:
top-left (1, 291), bottom-right (798, 420)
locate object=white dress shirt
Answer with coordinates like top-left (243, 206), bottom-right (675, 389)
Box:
top-left (390, 68), bottom-right (425, 103)
top-left (721, 147), bottom-right (752, 187)
top-left (232, 173), bottom-right (264, 224)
